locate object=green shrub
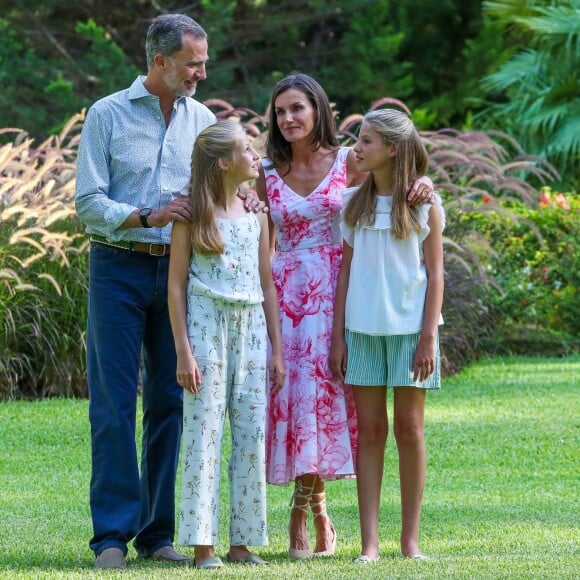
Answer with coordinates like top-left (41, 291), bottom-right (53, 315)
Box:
top-left (477, 1), bottom-right (580, 189)
top-left (464, 188), bottom-right (579, 355)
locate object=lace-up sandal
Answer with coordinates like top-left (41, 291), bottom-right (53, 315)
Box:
top-left (288, 479), bottom-right (315, 559)
top-left (310, 490), bottom-right (337, 557)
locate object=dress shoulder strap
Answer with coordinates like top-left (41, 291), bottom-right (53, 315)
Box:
top-left (333, 146), bottom-right (350, 170)
top-left (262, 157), bottom-right (278, 179)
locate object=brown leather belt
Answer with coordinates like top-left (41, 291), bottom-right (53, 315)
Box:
top-left (91, 235), bottom-right (170, 257)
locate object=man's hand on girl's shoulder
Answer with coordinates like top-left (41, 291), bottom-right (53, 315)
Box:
top-left (239, 189), bottom-right (269, 213)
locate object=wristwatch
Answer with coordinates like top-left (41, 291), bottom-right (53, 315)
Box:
top-left (139, 208), bottom-right (153, 228)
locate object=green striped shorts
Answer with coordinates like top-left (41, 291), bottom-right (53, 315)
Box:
top-left (344, 330), bottom-right (441, 389)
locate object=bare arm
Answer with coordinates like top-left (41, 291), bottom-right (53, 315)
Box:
top-left (413, 204), bottom-right (444, 381)
top-left (167, 221), bottom-right (201, 393)
top-left (330, 241), bottom-right (353, 379)
top-left (256, 166), bottom-right (277, 258)
top-left (257, 212), bottom-right (286, 391)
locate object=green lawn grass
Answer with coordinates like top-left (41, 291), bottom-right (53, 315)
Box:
top-left (0, 356), bottom-right (577, 578)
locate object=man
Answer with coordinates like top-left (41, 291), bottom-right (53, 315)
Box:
top-left (75, 13), bottom-right (246, 569)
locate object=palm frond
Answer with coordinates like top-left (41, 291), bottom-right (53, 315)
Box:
top-left (483, 0), bottom-right (541, 20)
top-left (525, 102), bottom-right (569, 134)
top-left (482, 49), bottom-right (549, 94)
top-left (547, 114), bottom-right (580, 167)
top-left (525, 6), bottom-right (580, 40)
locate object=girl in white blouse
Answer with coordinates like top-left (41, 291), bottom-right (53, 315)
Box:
top-left (330, 108), bottom-right (444, 564)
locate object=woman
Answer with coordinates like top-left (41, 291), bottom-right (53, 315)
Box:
top-left (256, 72), bottom-right (433, 559)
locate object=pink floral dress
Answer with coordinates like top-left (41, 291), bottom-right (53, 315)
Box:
top-left (264, 147), bottom-right (357, 485)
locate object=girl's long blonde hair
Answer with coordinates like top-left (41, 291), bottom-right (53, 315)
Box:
top-left (344, 109), bottom-right (428, 240)
top-left (188, 120), bottom-right (245, 254)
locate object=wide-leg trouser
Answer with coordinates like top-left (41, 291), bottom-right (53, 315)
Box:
top-left (178, 295), bottom-right (268, 547)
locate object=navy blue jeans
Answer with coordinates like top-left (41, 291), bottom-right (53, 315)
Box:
top-left (87, 243), bottom-right (183, 557)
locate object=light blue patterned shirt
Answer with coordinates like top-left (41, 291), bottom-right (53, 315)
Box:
top-left (75, 76), bottom-right (216, 243)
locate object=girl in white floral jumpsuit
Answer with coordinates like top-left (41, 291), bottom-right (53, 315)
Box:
top-left (168, 120), bottom-right (285, 569)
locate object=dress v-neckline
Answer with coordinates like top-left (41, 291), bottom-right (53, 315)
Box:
top-left (273, 149), bottom-right (341, 199)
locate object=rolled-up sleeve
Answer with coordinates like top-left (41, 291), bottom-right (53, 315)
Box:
top-left (75, 106), bottom-right (137, 240)
top-left (75, 76), bottom-right (216, 244)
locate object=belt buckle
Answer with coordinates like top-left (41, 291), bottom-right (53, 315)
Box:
top-left (148, 243), bottom-right (166, 257)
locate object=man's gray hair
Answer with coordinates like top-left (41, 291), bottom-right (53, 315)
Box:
top-left (145, 14), bottom-right (207, 68)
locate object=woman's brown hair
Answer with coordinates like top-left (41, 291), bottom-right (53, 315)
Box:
top-left (265, 72), bottom-right (338, 172)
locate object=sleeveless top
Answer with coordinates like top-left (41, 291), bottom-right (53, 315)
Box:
top-left (341, 188), bottom-right (445, 334)
top-left (187, 213), bottom-right (264, 305)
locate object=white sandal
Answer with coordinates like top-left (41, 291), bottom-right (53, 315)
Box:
top-left (352, 554), bottom-right (380, 564)
top-left (401, 552), bottom-right (429, 561)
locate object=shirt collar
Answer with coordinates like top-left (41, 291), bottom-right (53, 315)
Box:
top-left (128, 75), bottom-right (189, 106)
top-left (128, 76), bottom-right (152, 100)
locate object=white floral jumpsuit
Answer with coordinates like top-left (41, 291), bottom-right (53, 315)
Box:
top-left (178, 213), bottom-right (268, 547)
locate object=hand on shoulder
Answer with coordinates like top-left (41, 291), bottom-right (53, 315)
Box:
top-left (238, 189), bottom-right (269, 213)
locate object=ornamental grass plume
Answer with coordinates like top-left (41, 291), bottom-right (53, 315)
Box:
top-left (0, 113), bottom-right (88, 399)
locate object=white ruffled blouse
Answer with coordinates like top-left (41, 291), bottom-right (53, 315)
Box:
top-left (340, 187), bottom-right (445, 335)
